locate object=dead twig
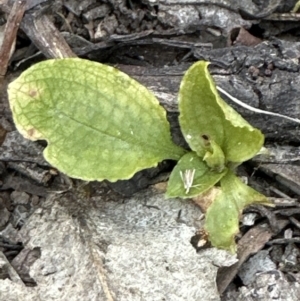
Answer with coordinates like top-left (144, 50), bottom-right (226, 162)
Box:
top-left (0, 0), bottom-right (27, 78)
top-left (265, 13), bottom-right (300, 21)
top-left (0, 1), bottom-right (76, 59)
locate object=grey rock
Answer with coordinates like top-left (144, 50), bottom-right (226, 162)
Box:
top-left (237, 271), bottom-right (300, 301)
top-left (0, 188), bottom-right (237, 300)
top-left (238, 250), bottom-right (276, 285)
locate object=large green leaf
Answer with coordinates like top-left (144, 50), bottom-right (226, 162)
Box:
top-left (166, 152), bottom-right (227, 198)
top-left (8, 58), bottom-right (185, 181)
top-left (205, 170), bottom-right (270, 252)
top-left (178, 61), bottom-right (264, 163)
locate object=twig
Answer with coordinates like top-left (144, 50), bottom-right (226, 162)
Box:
top-left (0, 0), bottom-right (27, 78)
top-left (265, 13), bottom-right (300, 21)
top-left (217, 86), bottom-right (300, 124)
top-left (0, 1), bottom-right (76, 59)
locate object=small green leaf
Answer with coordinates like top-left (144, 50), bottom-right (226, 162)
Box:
top-left (166, 152), bottom-right (227, 198)
top-left (178, 61), bottom-right (264, 163)
top-left (202, 137), bottom-right (226, 172)
top-left (205, 170), bottom-right (271, 252)
top-left (8, 58), bottom-right (185, 181)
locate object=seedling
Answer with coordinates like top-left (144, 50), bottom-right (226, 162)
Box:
top-left (7, 59), bottom-right (271, 252)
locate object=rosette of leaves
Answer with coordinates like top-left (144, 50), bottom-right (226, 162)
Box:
top-left (166, 61), bottom-right (271, 251)
top-left (8, 59), bottom-right (270, 252)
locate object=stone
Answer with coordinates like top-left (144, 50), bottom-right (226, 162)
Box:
top-left (0, 188), bottom-right (237, 300)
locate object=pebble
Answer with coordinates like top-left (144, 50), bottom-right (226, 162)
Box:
top-left (10, 191), bottom-right (30, 205)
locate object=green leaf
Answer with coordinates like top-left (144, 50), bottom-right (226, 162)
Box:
top-left (205, 170), bottom-right (271, 252)
top-left (178, 61), bottom-right (264, 163)
top-left (166, 152), bottom-right (227, 198)
top-left (8, 58), bottom-right (185, 181)
top-left (202, 137), bottom-right (226, 172)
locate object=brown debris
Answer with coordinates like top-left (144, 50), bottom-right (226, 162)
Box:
top-left (228, 27), bottom-right (262, 46)
top-left (217, 224), bottom-right (273, 294)
top-left (192, 187), bottom-right (221, 212)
